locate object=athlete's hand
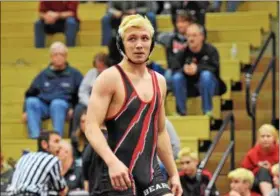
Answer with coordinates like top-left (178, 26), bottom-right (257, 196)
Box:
top-left (108, 159), bottom-right (132, 191)
top-left (168, 175), bottom-right (183, 196)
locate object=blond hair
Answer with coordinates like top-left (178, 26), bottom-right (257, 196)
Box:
top-left (228, 168), bottom-right (255, 187)
top-left (178, 147), bottom-right (198, 161)
top-left (50, 41), bottom-right (68, 54)
top-left (258, 124), bottom-right (279, 144)
top-left (271, 164), bottom-right (279, 176)
top-left (118, 14), bottom-right (154, 39)
top-left (60, 140), bottom-right (73, 154)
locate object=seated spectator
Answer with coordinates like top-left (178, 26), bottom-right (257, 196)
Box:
top-left (241, 124), bottom-right (279, 196)
top-left (1, 153), bottom-right (14, 193)
top-left (172, 23), bottom-right (226, 117)
top-left (170, 1), bottom-right (209, 27)
top-left (210, 1), bottom-right (241, 12)
top-left (269, 164), bottom-right (279, 196)
top-left (55, 140), bottom-right (86, 195)
top-left (147, 61), bottom-right (166, 76)
top-left (6, 131), bottom-right (68, 196)
top-left (82, 128), bottom-right (107, 193)
top-left (225, 168), bottom-right (261, 196)
top-left (101, 1), bottom-right (157, 46)
top-left (158, 118), bottom-right (181, 180)
top-left (34, 1), bottom-right (79, 48)
top-left (72, 52), bottom-right (110, 133)
top-left (157, 10), bottom-right (195, 89)
top-left (178, 147), bottom-right (217, 196)
top-left (71, 111), bottom-right (88, 159)
top-left (22, 42), bottom-right (83, 139)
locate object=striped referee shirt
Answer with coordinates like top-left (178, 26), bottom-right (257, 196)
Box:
top-left (6, 152), bottom-right (66, 196)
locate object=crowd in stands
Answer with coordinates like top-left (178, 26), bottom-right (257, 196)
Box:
top-left (1, 1), bottom-right (278, 196)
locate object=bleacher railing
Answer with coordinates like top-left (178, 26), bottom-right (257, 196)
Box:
top-left (245, 32), bottom-right (277, 146)
top-left (205, 141), bottom-right (234, 196)
top-left (197, 112), bottom-right (235, 194)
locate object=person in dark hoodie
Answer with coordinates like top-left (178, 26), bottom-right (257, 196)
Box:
top-left (157, 10), bottom-right (195, 90)
top-left (178, 147), bottom-right (218, 196)
top-left (172, 23), bottom-right (226, 117)
top-left (22, 41), bottom-right (83, 139)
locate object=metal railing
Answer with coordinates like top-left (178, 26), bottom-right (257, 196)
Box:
top-left (197, 112), bottom-right (235, 193)
top-left (205, 141), bottom-right (235, 196)
top-left (245, 32), bottom-right (277, 146)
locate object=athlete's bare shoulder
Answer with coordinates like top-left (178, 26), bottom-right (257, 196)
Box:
top-left (95, 65), bottom-right (121, 84)
top-left (153, 71), bottom-right (167, 98)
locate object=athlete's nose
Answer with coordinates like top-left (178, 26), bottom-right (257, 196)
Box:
top-left (135, 41), bottom-right (143, 49)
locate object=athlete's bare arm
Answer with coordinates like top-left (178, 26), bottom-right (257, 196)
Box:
top-left (85, 68), bottom-right (132, 191)
top-left (156, 73), bottom-right (183, 196)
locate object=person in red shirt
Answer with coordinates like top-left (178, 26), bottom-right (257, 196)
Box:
top-left (34, 1), bottom-right (79, 48)
top-left (225, 168), bottom-right (261, 196)
top-left (241, 124), bottom-right (279, 196)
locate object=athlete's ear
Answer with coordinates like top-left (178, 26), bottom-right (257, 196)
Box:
top-left (41, 140), bottom-right (49, 151)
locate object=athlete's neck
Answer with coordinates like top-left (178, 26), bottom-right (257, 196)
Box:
top-left (119, 58), bottom-right (148, 77)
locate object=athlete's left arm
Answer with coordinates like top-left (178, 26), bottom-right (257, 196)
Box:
top-left (156, 73), bottom-right (182, 196)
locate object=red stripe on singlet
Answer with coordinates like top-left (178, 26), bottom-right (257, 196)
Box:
top-left (113, 101), bottom-right (146, 153)
top-left (129, 73), bottom-right (157, 173)
top-left (150, 72), bottom-right (161, 181)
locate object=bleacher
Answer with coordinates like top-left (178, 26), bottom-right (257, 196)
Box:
top-left (1, 1), bottom-right (279, 194)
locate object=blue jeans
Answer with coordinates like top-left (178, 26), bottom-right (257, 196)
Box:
top-left (25, 97), bottom-right (70, 138)
top-left (172, 71), bottom-right (218, 115)
top-left (34, 17), bottom-right (79, 48)
top-left (212, 1), bottom-right (240, 12)
top-left (101, 12), bottom-right (158, 46)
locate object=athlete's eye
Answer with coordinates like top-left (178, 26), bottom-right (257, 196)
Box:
top-left (142, 37), bottom-right (149, 41)
top-left (128, 37), bottom-right (136, 41)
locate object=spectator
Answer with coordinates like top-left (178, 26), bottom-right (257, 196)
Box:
top-left (172, 23), bottom-right (226, 117)
top-left (210, 1), bottom-right (241, 12)
top-left (0, 153), bottom-right (14, 193)
top-left (158, 118), bottom-right (181, 179)
top-left (22, 42), bottom-right (83, 139)
top-left (52, 140), bottom-right (87, 195)
top-left (72, 53), bottom-right (110, 133)
top-left (170, 1), bottom-right (209, 27)
top-left (241, 124), bottom-right (279, 196)
top-left (101, 1), bottom-right (157, 46)
top-left (34, 1), bottom-right (79, 48)
top-left (6, 131), bottom-right (68, 196)
top-left (82, 129), bottom-right (107, 194)
top-left (147, 61), bottom-right (166, 76)
top-left (225, 168), bottom-right (261, 196)
top-left (178, 147), bottom-right (218, 196)
top-left (157, 10), bottom-right (195, 89)
top-left (269, 164), bottom-right (279, 196)
top-left (71, 111), bottom-right (88, 159)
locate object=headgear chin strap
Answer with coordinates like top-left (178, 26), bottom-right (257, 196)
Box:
top-left (116, 32), bottom-right (155, 65)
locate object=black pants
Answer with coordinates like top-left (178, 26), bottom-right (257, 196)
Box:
top-left (252, 167), bottom-right (273, 194)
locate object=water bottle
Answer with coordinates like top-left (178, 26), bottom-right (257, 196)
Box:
top-left (231, 43), bottom-right (238, 60)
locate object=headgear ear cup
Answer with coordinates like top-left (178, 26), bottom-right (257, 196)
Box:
top-left (116, 33), bottom-right (125, 57)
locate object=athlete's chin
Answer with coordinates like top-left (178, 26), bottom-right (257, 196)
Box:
top-left (131, 58), bottom-right (147, 64)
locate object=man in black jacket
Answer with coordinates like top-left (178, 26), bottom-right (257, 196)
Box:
top-left (171, 23), bottom-right (226, 116)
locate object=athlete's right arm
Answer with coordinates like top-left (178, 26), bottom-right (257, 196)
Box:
top-left (85, 68), bottom-right (131, 190)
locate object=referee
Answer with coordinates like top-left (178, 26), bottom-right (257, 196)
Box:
top-left (6, 130), bottom-right (68, 196)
